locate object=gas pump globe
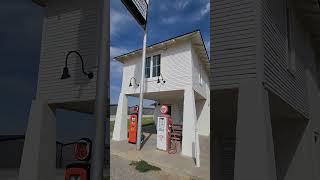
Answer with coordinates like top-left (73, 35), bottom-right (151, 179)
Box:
top-left (64, 138), bottom-right (92, 180)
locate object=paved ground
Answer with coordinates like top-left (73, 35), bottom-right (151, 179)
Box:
top-left (110, 125), bottom-right (210, 180)
top-left (110, 154), bottom-right (189, 180)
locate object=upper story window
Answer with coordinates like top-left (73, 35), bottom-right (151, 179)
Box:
top-left (152, 55), bottom-right (161, 77)
top-left (145, 57), bottom-right (151, 78)
top-left (145, 54), bottom-right (161, 78)
top-left (286, 0), bottom-right (296, 74)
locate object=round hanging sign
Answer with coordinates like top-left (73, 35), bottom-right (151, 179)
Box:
top-left (160, 105), bottom-right (169, 114)
top-left (74, 138), bottom-right (92, 161)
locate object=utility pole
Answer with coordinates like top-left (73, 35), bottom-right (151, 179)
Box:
top-left (137, 0), bottom-right (149, 151)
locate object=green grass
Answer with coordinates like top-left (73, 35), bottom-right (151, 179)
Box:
top-left (110, 117), bottom-right (155, 137)
top-left (129, 160), bottom-right (161, 172)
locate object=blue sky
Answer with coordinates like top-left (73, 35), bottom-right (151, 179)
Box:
top-left (110, 0), bottom-right (210, 106)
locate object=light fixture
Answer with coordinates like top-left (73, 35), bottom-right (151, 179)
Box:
top-left (157, 73), bottom-right (166, 84)
top-left (129, 77), bottom-right (139, 87)
top-left (61, 51), bottom-right (94, 80)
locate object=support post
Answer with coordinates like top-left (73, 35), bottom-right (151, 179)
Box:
top-left (18, 98), bottom-right (56, 180)
top-left (182, 88), bottom-right (198, 162)
top-left (91, 0), bottom-right (109, 179)
top-left (112, 93), bottom-right (128, 141)
top-left (234, 80), bottom-right (277, 180)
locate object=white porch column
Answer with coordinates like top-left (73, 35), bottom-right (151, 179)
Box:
top-left (112, 93), bottom-right (128, 141)
top-left (234, 80), bottom-right (277, 180)
top-left (19, 98), bottom-right (56, 180)
top-left (182, 88), bottom-right (197, 158)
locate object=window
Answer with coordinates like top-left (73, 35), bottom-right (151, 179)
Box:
top-left (286, 1), bottom-right (296, 74)
top-left (145, 57), bottom-right (151, 78)
top-left (145, 54), bottom-right (161, 78)
top-left (152, 55), bottom-right (161, 77)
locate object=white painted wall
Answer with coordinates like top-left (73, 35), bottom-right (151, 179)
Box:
top-left (191, 45), bottom-right (209, 99)
top-left (121, 40), bottom-right (193, 95)
top-left (37, 0), bottom-right (100, 104)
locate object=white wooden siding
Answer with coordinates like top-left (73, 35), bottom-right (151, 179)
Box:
top-left (211, 0), bottom-right (258, 90)
top-left (191, 45), bottom-right (209, 98)
top-left (37, 0), bottom-right (99, 104)
top-left (121, 40), bottom-right (194, 94)
top-left (262, 0), bottom-right (309, 117)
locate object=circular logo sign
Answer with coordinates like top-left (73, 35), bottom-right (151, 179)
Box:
top-left (160, 105), bottom-right (169, 114)
top-left (75, 138), bottom-right (92, 161)
top-left (130, 106), bottom-right (139, 113)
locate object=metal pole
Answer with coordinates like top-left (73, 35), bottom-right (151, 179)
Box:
top-left (137, 0), bottom-right (149, 150)
top-left (91, 0), bottom-right (109, 179)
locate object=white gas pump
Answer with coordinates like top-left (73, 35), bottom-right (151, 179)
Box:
top-left (156, 116), bottom-right (168, 151)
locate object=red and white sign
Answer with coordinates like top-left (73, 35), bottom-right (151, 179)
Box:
top-left (160, 105), bottom-right (169, 114)
top-left (75, 138), bottom-right (91, 161)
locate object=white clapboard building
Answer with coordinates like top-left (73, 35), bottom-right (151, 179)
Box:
top-left (112, 30), bottom-right (210, 158)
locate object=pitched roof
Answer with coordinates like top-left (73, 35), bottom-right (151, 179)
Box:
top-left (114, 30), bottom-right (210, 72)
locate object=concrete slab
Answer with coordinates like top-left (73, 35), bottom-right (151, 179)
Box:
top-left (110, 129), bottom-right (210, 180)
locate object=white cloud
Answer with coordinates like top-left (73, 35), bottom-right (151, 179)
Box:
top-left (174, 0), bottom-right (192, 9)
top-left (110, 9), bottom-right (130, 37)
top-left (200, 2), bottom-right (210, 17)
top-left (161, 16), bottom-right (180, 24)
top-left (191, 1), bottom-right (210, 21)
top-left (110, 46), bottom-right (129, 59)
top-left (110, 46), bottom-right (129, 82)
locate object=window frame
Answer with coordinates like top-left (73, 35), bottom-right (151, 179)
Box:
top-left (145, 57), bottom-right (151, 78)
top-left (145, 54), bottom-right (161, 79)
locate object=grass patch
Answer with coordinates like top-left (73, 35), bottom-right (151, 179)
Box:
top-left (129, 160), bottom-right (161, 172)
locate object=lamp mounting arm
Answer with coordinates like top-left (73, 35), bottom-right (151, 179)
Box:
top-left (64, 50), bottom-right (94, 79)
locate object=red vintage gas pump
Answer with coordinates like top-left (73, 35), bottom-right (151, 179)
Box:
top-left (64, 138), bottom-right (92, 180)
top-left (128, 106), bottom-right (139, 143)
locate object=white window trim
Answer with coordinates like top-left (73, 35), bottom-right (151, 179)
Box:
top-left (145, 54), bottom-right (161, 80)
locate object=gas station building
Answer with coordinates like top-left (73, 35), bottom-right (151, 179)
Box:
top-left (112, 30), bottom-right (210, 158)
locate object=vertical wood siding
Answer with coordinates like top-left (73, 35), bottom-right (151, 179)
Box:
top-left (262, 0), bottom-right (308, 116)
top-left (211, 0), bottom-right (258, 90)
top-left (37, 0), bottom-right (99, 104)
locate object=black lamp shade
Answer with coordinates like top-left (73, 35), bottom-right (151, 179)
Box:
top-left (129, 82), bottom-right (132, 87)
top-left (87, 72), bottom-right (94, 79)
top-left (61, 67), bottom-right (71, 79)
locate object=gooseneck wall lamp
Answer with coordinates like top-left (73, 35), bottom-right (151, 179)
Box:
top-left (60, 50), bottom-right (94, 80)
top-left (129, 77), bottom-right (140, 87)
top-left (157, 73), bottom-right (166, 84)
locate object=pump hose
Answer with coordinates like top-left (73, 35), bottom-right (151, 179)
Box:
top-left (168, 126), bottom-right (178, 154)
